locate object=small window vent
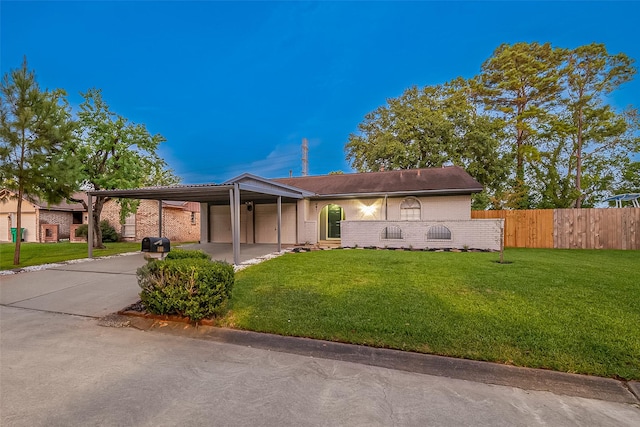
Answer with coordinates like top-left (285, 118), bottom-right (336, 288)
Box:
top-left (381, 226), bottom-right (403, 240)
top-left (427, 225), bottom-right (451, 240)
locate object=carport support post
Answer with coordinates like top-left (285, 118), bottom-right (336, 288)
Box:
top-left (277, 196), bottom-right (282, 252)
top-left (158, 200), bottom-right (163, 237)
top-left (87, 194), bottom-right (93, 258)
top-left (233, 183), bottom-right (241, 265)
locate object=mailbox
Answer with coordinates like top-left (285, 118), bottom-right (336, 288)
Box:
top-left (141, 237), bottom-right (170, 253)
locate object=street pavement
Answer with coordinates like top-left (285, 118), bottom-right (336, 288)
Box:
top-left (1, 254), bottom-right (639, 426)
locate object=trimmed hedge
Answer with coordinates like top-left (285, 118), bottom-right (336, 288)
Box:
top-left (137, 256), bottom-right (234, 322)
top-left (165, 249), bottom-right (211, 260)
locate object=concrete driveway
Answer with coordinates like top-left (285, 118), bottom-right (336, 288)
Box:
top-left (0, 253), bottom-right (145, 317)
top-left (0, 244), bottom-right (284, 318)
top-left (180, 243), bottom-right (289, 264)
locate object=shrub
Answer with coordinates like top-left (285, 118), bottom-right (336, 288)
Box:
top-left (165, 249), bottom-right (211, 260)
top-left (100, 220), bottom-right (119, 242)
top-left (137, 258), bottom-right (234, 322)
top-left (75, 224), bottom-right (88, 238)
top-left (73, 220), bottom-right (119, 242)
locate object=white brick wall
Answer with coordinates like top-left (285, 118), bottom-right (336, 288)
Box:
top-left (341, 219), bottom-right (504, 251)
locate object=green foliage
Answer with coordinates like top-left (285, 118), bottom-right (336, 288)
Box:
top-left (165, 249), bottom-right (211, 260)
top-left (74, 221), bottom-right (118, 242)
top-left (137, 258), bottom-right (234, 322)
top-left (347, 42), bottom-right (638, 209)
top-left (74, 224), bottom-right (88, 238)
top-left (99, 220), bottom-right (119, 242)
top-left (70, 89), bottom-right (178, 248)
top-left (0, 58), bottom-right (80, 264)
top-left (345, 79), bottom-right (511, 204)
top-left (474, 42), bottom-right (562, 208)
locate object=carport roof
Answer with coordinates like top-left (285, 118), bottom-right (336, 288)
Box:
top-left (87, 174), bottom-right (314, 204)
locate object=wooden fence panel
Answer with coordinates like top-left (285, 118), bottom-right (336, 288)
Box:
top-left (472, 208), bottom-right (640, 249)
top-left (471, 209), bottom-right (553, 248)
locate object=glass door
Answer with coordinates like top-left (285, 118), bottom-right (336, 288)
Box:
top-left (327, 204), bottom-right (343, 239)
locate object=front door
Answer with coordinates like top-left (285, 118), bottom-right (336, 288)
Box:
top-left (327, 204), bottom-right (343, 239)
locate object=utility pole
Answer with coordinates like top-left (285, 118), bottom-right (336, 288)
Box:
top-left (302, 138), bottom-right (308, 176)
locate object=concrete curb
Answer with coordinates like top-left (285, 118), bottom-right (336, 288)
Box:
top-left (123, 316), bottom-right (639, 405)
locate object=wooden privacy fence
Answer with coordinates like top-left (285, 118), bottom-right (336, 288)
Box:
top-left (472, 208), bottom-right (640, 249)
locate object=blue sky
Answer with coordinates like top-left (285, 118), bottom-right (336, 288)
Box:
top-left (2, 1), bottom-right (639, 184)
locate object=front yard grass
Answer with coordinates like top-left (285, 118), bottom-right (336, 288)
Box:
top-left (0, 242), bottom-right (141, 270)
top-left (222, 248), bottom-right (640, 380)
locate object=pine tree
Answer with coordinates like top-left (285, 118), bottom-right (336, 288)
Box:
top-left (0, 57), bottom-right (78, 264)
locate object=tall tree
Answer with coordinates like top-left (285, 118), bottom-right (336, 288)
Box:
top-left (70, 89), bottom-right (177, 248)
top-left (345, 79), bottom-right (510, 208)
top-left (0, 58), bottom-right (78, 265)
top-left (560, 43), bottom-right (636, 207)
top-left (474, 42), bottom-right (562, 208)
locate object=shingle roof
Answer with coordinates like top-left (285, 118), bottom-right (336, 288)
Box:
top-left (273, 166), bottom-right (483, 197)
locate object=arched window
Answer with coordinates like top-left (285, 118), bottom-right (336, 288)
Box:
top-left (427, 225), bottom-right (451, 240)
top-left (400, 198), bottom-right (421, 221)
top-left (381, 226), bottom-right (403, 240)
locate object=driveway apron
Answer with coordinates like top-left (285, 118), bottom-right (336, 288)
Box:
top-left (0, 253), bottom-right (145, 318)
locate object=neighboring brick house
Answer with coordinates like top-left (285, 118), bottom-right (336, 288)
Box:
top-left (101, 199), bottom-right (200, 242)
top-left (0, 190), bottom-right (87, 243)
top-left (1, 190), bottom-right (199, 243)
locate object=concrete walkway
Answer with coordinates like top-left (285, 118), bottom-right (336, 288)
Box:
top-left (180, 242), bottom-right (290, 265)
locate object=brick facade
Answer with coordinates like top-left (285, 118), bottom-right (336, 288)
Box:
top-left (70, 224), bottom-right (86, 242)
top-left (40, 224), bottom-right (59, 242)
top-left (39, 210), bottom-right (76, 240)
top-left (341, 219), bottom-right (504, 251)
top-left (102, 199), bottom-right (200, 242)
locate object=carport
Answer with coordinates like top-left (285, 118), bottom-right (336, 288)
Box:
top-left (87, 174), bottom-right (313, 265)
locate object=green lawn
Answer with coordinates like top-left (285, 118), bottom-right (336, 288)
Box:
top-left (222, 249), bottom-right (640, 380)
top-left (1, 242), bottom-right (141, 270)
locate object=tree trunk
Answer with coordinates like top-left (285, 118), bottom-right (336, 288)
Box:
top-left (574, 101), bottom-right (584, 208)
top-left (92, 196), bottom-right (106, 249)
top-left (13, 192), bottom-right (23, 265)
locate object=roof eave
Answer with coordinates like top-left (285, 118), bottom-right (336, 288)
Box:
top-left (309, 187), bottom-right (483, 199)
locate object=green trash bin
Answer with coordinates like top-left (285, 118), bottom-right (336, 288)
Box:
top-left (10, 228), bottom-right (25, 243)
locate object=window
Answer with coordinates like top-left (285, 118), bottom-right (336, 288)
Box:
top-left (427, 225), bottom-right (451, 240)
top-left (400, 198), bottom-right (421, 221)
top-left (123, 213), bottom-right (136, 238)
top-left (381, 226), bottom-right (403, 239)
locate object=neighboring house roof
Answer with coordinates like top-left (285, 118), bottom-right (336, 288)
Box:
top-left (273, 166), bottom-right (483, 198)
top-left (0, 190), bottom-right (87, 212)
top-left (161, 200), bottom-right (200, 212)
top-left (32, 192), bottom-right (87, 211)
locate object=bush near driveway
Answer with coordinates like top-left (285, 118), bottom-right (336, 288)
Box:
top-left (165, 249), bottom-right (211, 260)
top-left (137, 251), bottom-right (234, 322)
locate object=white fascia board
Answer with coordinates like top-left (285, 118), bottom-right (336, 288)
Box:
top-left (237, 182), bottom-right (310, 199)
top-left (227, 173), bottom-right (316, 197)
